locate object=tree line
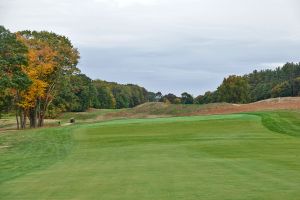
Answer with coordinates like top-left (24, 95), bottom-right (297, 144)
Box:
top-left (0, 26), bottom-right (153, 128)
top-left (194, 62), bottom-right (300, 104)
top-left (155, 62), bottom-right (300, 105)
top-left (49, 77), bottom-right (152, 116)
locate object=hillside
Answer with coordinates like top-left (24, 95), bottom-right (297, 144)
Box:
top-left (105, 97), bottom-right (300, 119)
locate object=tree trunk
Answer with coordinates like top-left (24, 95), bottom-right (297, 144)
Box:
top-left (37, 97), bottom-right (51, 127)
top-left (29, 108), bottom-right (37, 128)
top-left (20, 110), bottom-right (23, 129)
top-left (38, 115), bottom-right (44, 127)
top-left (37, 87), bottom-right (53, 127)
top-left (15, 91), bottom-right (20, 130)
top-left (15, 109), bottom-right (20, 130)
top-left (19, 109), bottom-right (26, 129)
top-left (22, 111), bottom-right (26, 129)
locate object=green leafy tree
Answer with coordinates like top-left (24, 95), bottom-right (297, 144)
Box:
top-left (245, 62), bottom-right (300, 101)
top-left (195, 91), bottom-right (218, 104)
top-left (271, 81), bottom-right (292, 97)
top-left (147, 92), bottom-right (156, 102)
top-left (0, 26), bottom-right (31, 127)
top-left (294, 77), bottom-right (300, 96)
top-left (181, 92), bottom-right (194, 104)
top-left (93, 80), bottom-right (150, 109)
top-left (217, 75), bottom-right (250, 103)
top-left (162, 93), bottom-right (178, 104)
top-left (69, 74), bottom-right (94, 112)
top-left (96, 86), bottom-right (116, 109)
top-left (115, 92), bottom-right (130, 108)
top-left (155, 92), bottom-right (162, 102)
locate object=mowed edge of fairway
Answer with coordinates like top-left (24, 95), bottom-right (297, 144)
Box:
top-left (1, 112), bottom-right (300, 199)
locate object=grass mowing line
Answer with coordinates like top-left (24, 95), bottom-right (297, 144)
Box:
top-left (251, 111), bottom-right (300, 137)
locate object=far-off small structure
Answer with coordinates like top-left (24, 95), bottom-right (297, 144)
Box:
top-left (70, 118), bottom-right (75, 123)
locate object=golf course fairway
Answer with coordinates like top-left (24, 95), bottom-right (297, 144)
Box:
top-left (1, 111), bottom-right (300, 199)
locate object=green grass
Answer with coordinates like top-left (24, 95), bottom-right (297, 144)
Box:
top-left (1, 111), bottom-right (300, 199)
top-left (0, 127), bottom-right (74, 183)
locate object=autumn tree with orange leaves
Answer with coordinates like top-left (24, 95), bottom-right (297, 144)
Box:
top-left (16, 30), bottom-right (79, 128)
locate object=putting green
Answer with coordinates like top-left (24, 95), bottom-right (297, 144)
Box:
top-left (1, 112), bottom-right (300, 199)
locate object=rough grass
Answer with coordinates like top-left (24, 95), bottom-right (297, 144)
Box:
top-left (1, 111), bottom-right (300, 199)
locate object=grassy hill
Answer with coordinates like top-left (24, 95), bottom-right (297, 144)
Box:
top-left (1, 110), bottom-right (300, 199)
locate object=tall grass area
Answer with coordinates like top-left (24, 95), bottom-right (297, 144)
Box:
top-left (1, 111), bottom-right (300, 199)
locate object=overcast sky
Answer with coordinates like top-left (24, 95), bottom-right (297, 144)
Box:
top-left (1, 0), bottom-right (300, 95)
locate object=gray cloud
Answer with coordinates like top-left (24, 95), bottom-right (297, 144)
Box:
top-left (1, 0), bottom-right (300, 95)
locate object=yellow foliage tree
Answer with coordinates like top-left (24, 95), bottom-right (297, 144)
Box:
top-left (15, 30), bottom-right (79, 128)
top-left (17, 34), bottom-right (58, 127)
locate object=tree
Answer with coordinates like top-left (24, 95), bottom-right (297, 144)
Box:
top-left (92, 80), bottom-right (150, 109)
top-left (70, 74), bottom-right (93, 112)
top-left (115, 92), bottom-right (130, 108)
top-left (194, 95), bottom-right (204, 104)
top-left (0, 93), bottom-right (13, 119)
top-left (174, 98), bottom-right (181, 104)
top-left (271, 81), bottom-right (292, 98)
top-left (96, 86), bottom-right (116, 109)
top-left (17, 36), bottom-right (58, 127)
top-left (194, 91), bottom-right (218, 104)
top-left (282, 63), bottom-right (298, 96)
top-left (294, 77), bottom-right (300, 96)
top-left (181, 92), bottom-right (194, 104)
top-left (0, 26), bottom-right (31, 128)
top-left (162, 93), bottom-right (178, 104)
top-left (217, 75), bottom-right (250, 103)
top-left (155, 92), bottom-right (162, 102)
top-left (17, 30), bottom-right (79, 127)
top-left (147, 92), bottom-right (156, 102)
top-left (244, 62), bottom-right (300, 102)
